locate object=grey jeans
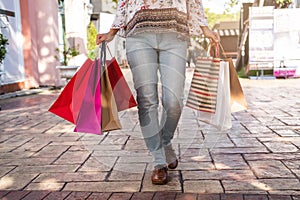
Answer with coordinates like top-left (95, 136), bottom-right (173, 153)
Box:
top-left (126, 32), bottom-right (187, 167)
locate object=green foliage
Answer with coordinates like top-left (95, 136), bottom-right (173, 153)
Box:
top-left (68, 46), bottom-right (80, 57)
top-left (0, 33), bottom-right (9, 64)
top-left (204, 8), bottom-right (238, 29)
top-left (237, 68), bottom-right (274, 78)
top-left (226, 0), bottom-right (239, 7)
top-left (87, 48), bottom-right (99, 61)
top-left (237, 67), bottom-right (249, 78)
top-left (55, 45), bottom-right (80, 66)
top-left (276, 0), bottom-right (292, 8)
top-left (87, 22), bottom-right (98, 60)
top-left (87, 22), bottom-right (98, 52)
top-left (224, 0), bottom-right (239, 13)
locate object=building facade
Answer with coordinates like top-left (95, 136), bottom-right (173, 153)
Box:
top-left (0, 0), bottom-right (92, 93)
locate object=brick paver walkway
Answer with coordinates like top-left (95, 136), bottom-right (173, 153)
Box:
top-left (0, 69), bottom-right (300, 199)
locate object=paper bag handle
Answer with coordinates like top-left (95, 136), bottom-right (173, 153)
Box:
top-left (99, 42), bottom-right (113, 57)
top-left (208, 43), bottom-right (220, 58)
top-left (100, 42), bottom-right (106, 68)
top-left (219, 43), bottom-right (227, 59)
top-left (208, 43), bottom-right (227, 59)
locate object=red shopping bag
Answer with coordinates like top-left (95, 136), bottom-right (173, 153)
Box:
top-left (48, 58), bottom-right (95, 124)
top-left (49, 59), bottom-right (103, 134)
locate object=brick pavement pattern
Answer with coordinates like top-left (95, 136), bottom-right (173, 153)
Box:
top-left (0, 69), bottom-right (300, 199)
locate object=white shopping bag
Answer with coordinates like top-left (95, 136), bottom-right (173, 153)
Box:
top-left (194, 60), bottom-right (231, 131)
top-left (210, 60), bottom-right (232, 130)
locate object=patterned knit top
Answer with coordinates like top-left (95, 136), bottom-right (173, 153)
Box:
top-left (111, 0), bottom-right (209, 38)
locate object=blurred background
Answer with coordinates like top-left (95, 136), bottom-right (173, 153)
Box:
top-left (0, 0), bottom-right (299, 94)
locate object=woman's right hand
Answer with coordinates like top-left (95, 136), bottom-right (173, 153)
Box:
top-left (96, 29), bottom-right (119, 45)
top-left (200, 26), bottom-right (220, 45)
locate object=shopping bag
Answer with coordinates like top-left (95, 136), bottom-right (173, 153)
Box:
top-left (186, 45), bottom-right (232, 130)
top-left (48, 58), bottom-right (96, 124)
top-left (49, 43), bottom-right (124, 134)
top-left (186, 54), bottom-right (220, 113)
top-left (49, 58), bottom-right (103, 134)
top-left (101, 60), bottom-right (122, 132)
top-left (211, 60), bottom-right (231, 130)
top-left (100, 43), bottom-right (122, 131)
top-left (227, 58), bottom-right (248, 112)
top-left (74, 59), bottom-right (102, 134)
top-left (105, 49), bottom-right (137, 111)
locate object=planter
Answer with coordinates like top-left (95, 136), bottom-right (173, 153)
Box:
top-left (56, 65), bottom-right (79, 80)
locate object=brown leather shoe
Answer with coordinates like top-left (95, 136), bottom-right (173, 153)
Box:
top-left (151, 166), bottom-right (168, 185)
top-left (168, 159), bottom-right (178, 169)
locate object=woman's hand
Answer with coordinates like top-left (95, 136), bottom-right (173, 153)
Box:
top-left (96, 29), bottom-right (119, 45)
top-left (200, 26), bottom-right (220, 44)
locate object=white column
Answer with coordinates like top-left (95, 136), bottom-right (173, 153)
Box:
top-left (65, 0), bottom-right (91, 55)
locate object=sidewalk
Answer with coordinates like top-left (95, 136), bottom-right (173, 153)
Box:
top-left (0, 69), bottom-right (300, 200)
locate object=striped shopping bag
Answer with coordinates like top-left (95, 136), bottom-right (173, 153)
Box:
top-left (186, 56), bottom-right (221, 113)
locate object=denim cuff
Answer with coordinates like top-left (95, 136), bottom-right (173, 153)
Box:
top-left (164, 144), bottom-right (177, 164)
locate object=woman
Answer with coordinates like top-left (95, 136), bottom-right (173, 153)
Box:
top-left (96, 0), bottom-right (220, 185)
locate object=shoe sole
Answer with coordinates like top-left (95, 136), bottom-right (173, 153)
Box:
top-left (168, 166), bottom-right (177, 170)
top-left (168, 160), bottom-right (178, 169)
top-left (152, 179), bottom-right (168, 185)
